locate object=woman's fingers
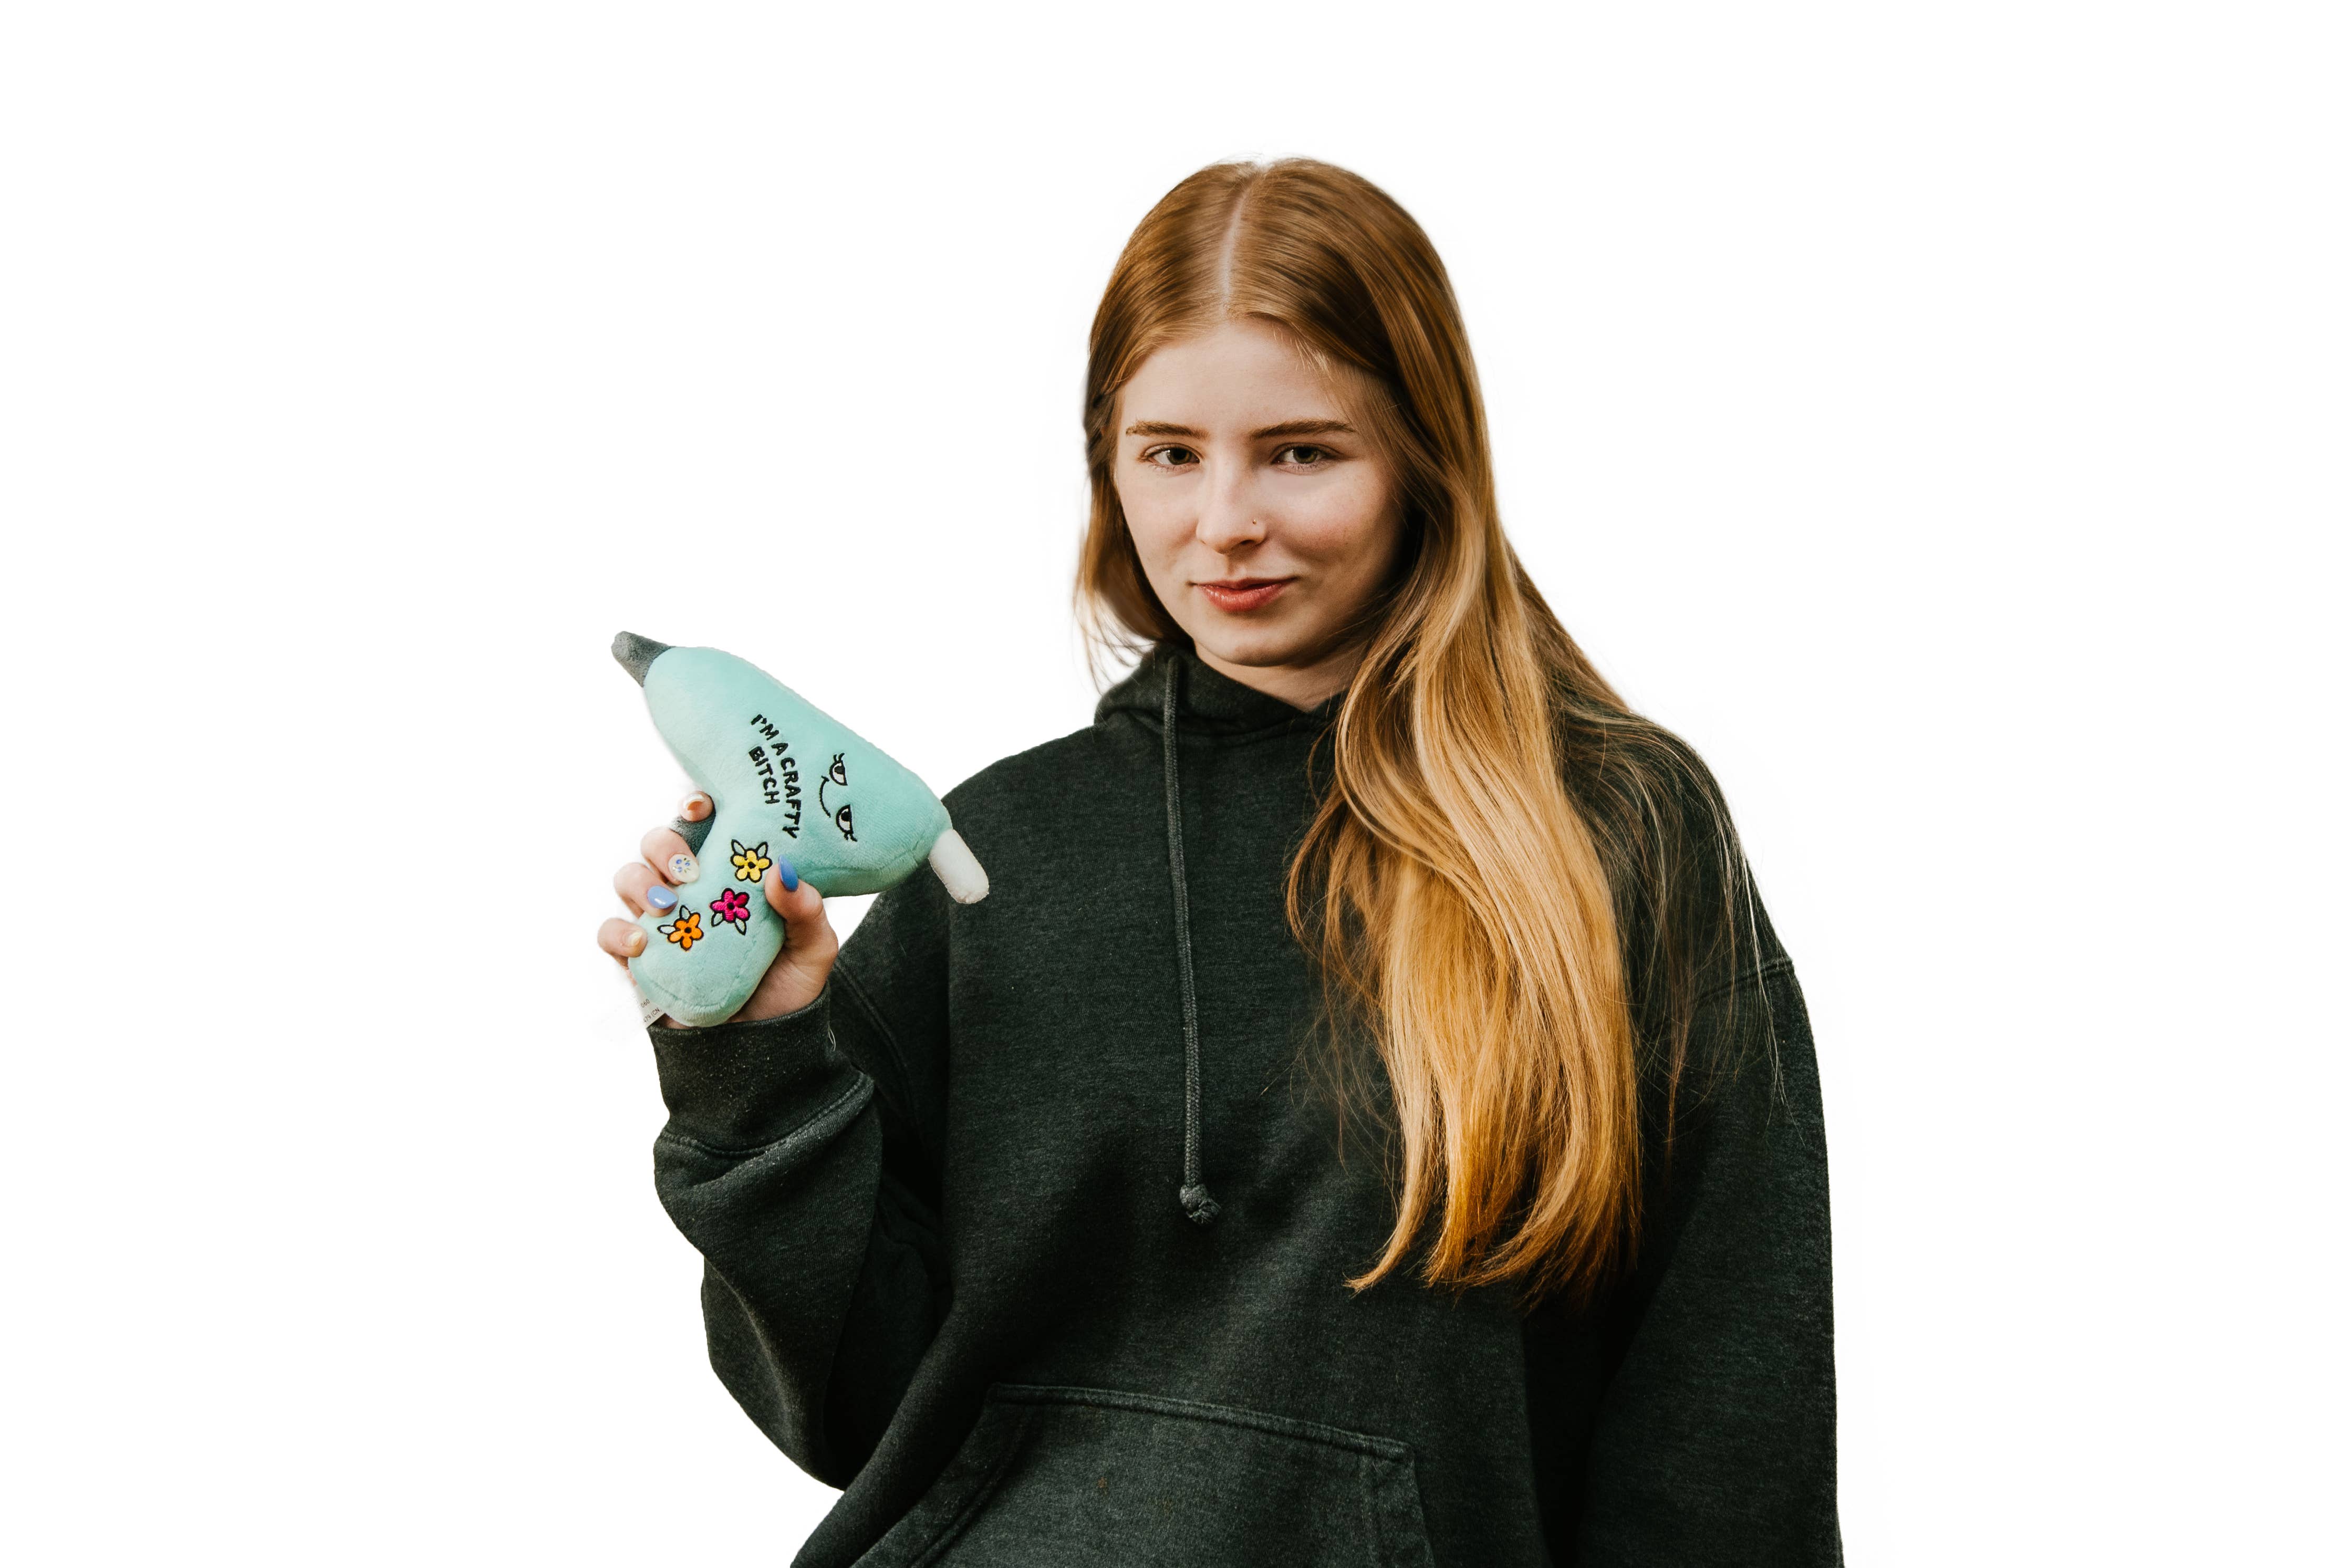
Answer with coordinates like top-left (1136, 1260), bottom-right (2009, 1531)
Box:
top-left (605, 815), bottom-right (698, 962)
top-left (614, 860), bottom-right (680, 915)
top-left (597, 916), bottom-right (648, 963)
top-left (600, 804), bottom-right (705, 990)
top-left (640, 824), bottom-right (700, 886)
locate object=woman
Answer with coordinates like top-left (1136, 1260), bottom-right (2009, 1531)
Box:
top-left (598, 159), bottom-right (1837, 1566)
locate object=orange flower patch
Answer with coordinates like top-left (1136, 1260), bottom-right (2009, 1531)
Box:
top-left (660, 910), bottom-right (704, 951)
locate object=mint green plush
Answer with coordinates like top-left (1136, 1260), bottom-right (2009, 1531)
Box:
top-left (615, 632), bottom-right (959, 1027)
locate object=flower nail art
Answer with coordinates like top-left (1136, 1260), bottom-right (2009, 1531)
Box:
top-left (660, 910), bottom-right (704, 951)
top-left (711, 888), bottom-right (752, 930)
top-left (730, 839), bottom-right (773, 883)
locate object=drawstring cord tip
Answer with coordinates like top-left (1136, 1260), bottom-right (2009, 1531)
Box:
top-left (1180, 1183), bottom-right (1221, 1226)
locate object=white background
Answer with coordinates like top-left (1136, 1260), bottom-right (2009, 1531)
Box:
top-left (3, 3), bottom-right (2341, 1562)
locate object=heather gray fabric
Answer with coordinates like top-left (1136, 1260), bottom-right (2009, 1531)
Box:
top-left (647, 645), bottom-right (1839, 1566)
top-left (671, 811), bottom-right (713, 857)
top-left (611, 630), bottom-right (672, 686)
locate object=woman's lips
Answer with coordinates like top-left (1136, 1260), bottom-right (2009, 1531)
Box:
top-left (1196, 577), bottom-right (1293, 612)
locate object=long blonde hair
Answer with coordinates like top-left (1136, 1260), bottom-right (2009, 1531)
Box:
top-left (1077, 159), bottom-right (1753, 1305)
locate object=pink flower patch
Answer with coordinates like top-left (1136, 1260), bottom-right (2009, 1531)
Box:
top-left (711, 888), bottom-right (752, 930)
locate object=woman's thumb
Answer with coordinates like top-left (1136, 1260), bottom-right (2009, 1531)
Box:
top-left (763, 858), bottom-right (818, 927)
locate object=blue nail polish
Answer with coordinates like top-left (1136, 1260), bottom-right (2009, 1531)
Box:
top-left (777, 859), bottom-right (799, 892)
top-left (646, 884), bottom-right (678, 910)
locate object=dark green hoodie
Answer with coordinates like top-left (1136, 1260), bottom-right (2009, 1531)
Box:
top-left (648, 647), bottom-right (1838, 1566)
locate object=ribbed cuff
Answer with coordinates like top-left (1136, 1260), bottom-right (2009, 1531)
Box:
top-left (647, 984), bottom-right (855, 1150)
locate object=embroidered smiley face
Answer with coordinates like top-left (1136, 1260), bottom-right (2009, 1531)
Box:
top-left (817, 752), bottom-right (857, 843)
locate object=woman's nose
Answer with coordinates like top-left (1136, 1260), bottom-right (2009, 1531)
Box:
top-left (1194, 467), bottom-right (1266, 554)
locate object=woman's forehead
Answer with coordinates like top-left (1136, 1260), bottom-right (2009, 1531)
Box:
top-left (1120, 320), bottom-right (1353, 432)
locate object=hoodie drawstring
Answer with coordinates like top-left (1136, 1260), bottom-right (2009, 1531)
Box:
top-left (1160, 654), bottom-right (1220, 1227)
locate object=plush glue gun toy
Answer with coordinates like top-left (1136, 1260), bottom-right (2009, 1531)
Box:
top-left (614, 631), bottom-right (987, 1027)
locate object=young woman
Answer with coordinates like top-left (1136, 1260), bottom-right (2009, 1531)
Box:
top-left (598, 159), bottom-right (1837, 1566)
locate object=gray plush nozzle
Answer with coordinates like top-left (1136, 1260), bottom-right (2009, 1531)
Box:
top-left (611, 631), bottom-right (672, 686)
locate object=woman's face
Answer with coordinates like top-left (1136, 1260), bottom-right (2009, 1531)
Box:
top-left (1114, 318), bottom-right (1406, 709)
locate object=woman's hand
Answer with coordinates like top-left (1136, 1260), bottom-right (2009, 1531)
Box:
top-left (597, 792), bottom-right (840, 1026)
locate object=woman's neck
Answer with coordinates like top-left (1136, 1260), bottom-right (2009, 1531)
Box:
top-left (1193, 638), bottom-right (1365, 712)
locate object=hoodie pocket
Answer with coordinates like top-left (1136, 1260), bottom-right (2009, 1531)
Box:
top-left (856, 1383), bottom-right (1434, 1567)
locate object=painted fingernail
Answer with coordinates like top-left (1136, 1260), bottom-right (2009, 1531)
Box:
top-left (667, 852), bottom-right (699, 884)
top-left (645, 884), bottom-right (678, 911)
top-left (622, 927), bottom-right (646, 956)
top-left (776, 858), bottom-right (799, 892)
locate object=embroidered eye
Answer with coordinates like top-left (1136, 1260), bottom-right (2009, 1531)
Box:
top-left (827, 753), bottom-right (848, 786)
top-left (834, 803), bottom-right (856, 842)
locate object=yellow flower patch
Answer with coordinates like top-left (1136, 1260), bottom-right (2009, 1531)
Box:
top-left (730, 840), bottom-right (773, 883)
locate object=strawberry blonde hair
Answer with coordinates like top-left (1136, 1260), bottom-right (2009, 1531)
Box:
top-left (1076, 159), bottom-right (1756, 1304)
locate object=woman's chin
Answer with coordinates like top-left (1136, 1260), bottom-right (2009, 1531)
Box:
top-left (1191, 626), bottom-right (1342, 677)
top-left (1191, 626), bottom-right (1284, 665)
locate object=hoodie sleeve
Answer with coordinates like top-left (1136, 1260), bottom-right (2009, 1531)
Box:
top-left (1571, 940), bottom-right (1842, 1566)
top-left (647, 869), bottom-right (954, 1487)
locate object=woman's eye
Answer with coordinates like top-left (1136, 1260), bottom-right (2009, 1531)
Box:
top-left (1275, 445), bottom-right (1333, 468)
top-left (1146, 446), bottom-right (1200, 468)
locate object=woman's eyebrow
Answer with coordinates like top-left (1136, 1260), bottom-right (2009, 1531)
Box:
top-left (1121, 418), bottom-right (1357, 439)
